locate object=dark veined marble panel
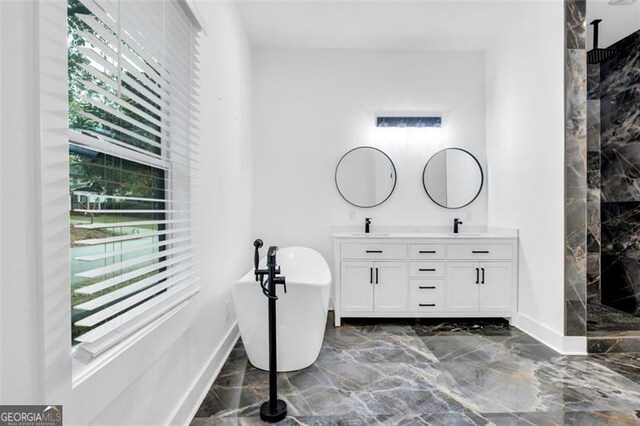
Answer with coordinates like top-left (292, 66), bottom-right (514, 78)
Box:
top-left (589, 337), bottom-right (640, 354)
top-left (564, 0), bottom-right (588, 336)
top-left (600, 89), bottom-right (640, 203)
top-left (587, 99), bottom-right (601, 152)
top-left (601, 202), bottom-right (640, 316)
top-left (587, 63), bottom-right (600, 100)
top-left (599, 30), bottom-right (640, 102)
top-left (587, 64), bottom-right (602, 307)
top-left (587, 201), bottom-right (601, 252)
top-left (565, 0), bottom-right (586, 49)
top-left (588, 252), bottom-right (601, 304)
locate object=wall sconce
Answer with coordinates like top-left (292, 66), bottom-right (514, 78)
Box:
top-left (376, 116), bottom-right (442, 128)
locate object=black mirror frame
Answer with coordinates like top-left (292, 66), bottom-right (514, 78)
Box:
top-left (422, 147), bottom-right (484, 209)
top-left (335, 146), bottom-right (398, 209)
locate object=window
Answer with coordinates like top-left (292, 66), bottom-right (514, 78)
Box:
top-left (67, 0), bottom-right (200, 363)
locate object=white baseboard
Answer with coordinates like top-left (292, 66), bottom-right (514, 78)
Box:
top-left (512, 313), bottom-right (586, 355)
top-left (167, 322), bottom-right (240, 426)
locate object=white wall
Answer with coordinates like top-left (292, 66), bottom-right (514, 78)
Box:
top-left (252, 49), bottom-right (487, 268)
top-left (485, 3), bottom-right (567, 340)
top-left (0, 0), bottom-right (4, 403)
top-left (0, 1), bottom-right (254, 423)
top-left (0, 1), bottom-right (42, 402)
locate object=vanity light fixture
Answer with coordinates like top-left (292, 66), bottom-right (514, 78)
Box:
top-left (376, 116), bottom-right (442, 128)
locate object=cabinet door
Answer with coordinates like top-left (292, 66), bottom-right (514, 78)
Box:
top-left (374, 262), bottom-right (408, 312)
top-left (478, 262), bottom-right (513, 312)
top-left (340, 262), bottom-right (374, 312)
top-left (446, 263), bottom-right (479, 312)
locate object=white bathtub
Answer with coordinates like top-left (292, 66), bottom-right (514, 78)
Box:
top-left (233, 247), bottom-right (331, 372)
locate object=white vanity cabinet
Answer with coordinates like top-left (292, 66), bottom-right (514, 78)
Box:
top-left (446, 262), bottom-right (512, 312)
top-left (333, 232), bottom-right (518, 326)
top-left (340, 261), bottom-right (407, 312)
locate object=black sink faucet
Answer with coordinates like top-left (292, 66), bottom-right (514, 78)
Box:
top-left (365, 218), bottom-right (372, 234)
top-left (453, 218), bottom-right (463, 234)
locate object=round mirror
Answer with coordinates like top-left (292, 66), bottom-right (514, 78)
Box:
top-left (422, 148), bottom-right (483, 209)
top-left (335, 146), bottom-right (397, 208)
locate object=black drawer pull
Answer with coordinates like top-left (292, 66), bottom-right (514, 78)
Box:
top-left (472, 250), bottom-right (490, 254)
top-left (419, 250), bottom-right (436, 254)
top-left (419, 303), bottom-right (436, 307)
top-left (419, 268), bottom-right (436, 272)
top-left (419, 286), bottom-right (436, 289)
top-left (366, 250), bottom-right (383, 253)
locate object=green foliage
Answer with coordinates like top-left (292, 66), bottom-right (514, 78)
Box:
top-left (68, 0), bottom-right (95, 130)
top-left (70, 152), bottom-right (164, 200)
top-left (67, 0), bottom-right (164, 199)
top-left (67, 0), bottom-right (168, 346)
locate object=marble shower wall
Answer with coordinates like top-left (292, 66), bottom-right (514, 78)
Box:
top-left (587, 64), bottom-right (601, 305)
top-left (565, 0), bottom-right (588, 336)
top-left (599, 29), bottom-right (640, 316)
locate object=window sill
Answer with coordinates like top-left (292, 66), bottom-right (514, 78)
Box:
top-left (70, 299), bottom-right (195, 423)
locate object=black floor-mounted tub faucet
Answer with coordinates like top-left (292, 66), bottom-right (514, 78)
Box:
top-left (253, 239), bottom-right (288, 422)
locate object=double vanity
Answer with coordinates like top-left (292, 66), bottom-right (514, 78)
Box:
top-left (332, 142), bottom-right (517, 326)
top-left (332, 230), bottom-right (518, 326)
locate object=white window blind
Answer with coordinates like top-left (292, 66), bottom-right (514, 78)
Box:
top-left (68, 0), bottom-right (200, 363)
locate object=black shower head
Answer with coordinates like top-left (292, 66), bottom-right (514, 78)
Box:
top-left (588, 19), bottom-right (618, 64)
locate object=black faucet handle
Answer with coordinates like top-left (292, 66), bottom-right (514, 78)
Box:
top-left (365, 218), bottom-right (372, 224)
top-left (274, 276), bottom-right (287, 294)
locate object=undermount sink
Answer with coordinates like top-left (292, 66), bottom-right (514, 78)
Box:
top-left (350, 232), bottom-right (390, 236)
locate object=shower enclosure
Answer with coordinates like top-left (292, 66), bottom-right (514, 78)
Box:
top-left (586, 16), bottom-right (640, 352)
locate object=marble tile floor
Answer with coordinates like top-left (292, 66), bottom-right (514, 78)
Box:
top-left (192, 317), bottom-right (640, 425)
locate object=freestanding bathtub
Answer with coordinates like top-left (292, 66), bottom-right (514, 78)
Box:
top-left (233, 246), bottom-right (331, 372)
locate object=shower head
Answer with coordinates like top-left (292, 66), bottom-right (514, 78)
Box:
top-left (588, 19), bottom-right (618, 64)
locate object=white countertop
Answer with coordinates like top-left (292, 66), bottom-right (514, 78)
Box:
top-left (332, 232), bottom-right (515, 239)
top-left (331, 226), bottom-right (518, 239)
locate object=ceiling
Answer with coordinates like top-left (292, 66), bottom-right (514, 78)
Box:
top-left (586, 0), bottom-right (640, 50)
top-left (235, 1), bottom-right (562, 51)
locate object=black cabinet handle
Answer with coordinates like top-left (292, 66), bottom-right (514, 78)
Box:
top-left (419, 268), bottom-right (436, 272)
top-left (366, 250), bottom-right (383, 253)
top-left (472, 250), bottom-right (490, 254)
top-left (481, 267), bottom-right (485, 284)
top-left (375, 267), bottom-right (379, 284)
top-left (370, 267), bottom-right (373, 284)
top-left (475, 268), bottom-right (479, 284)
top-left (419, 250), bottom-right (436, 254)
top-left (419, 303), bottom-right (436, 307)
top-left (419, 286), bottom-right (436, 289)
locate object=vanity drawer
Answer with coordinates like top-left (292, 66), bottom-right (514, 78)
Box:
top-left (409, 279), bottom-right (443, 292)
top-left (409, 281), bottom-right (444, 312)
top-left (447, 244), bottom-right (513, 260)
top-left (409, 262), bottom-right (445, 277)
top-left (409, 244), bottom-right (445, 260)
top-left (341, 243), bottom-right (407, 260)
